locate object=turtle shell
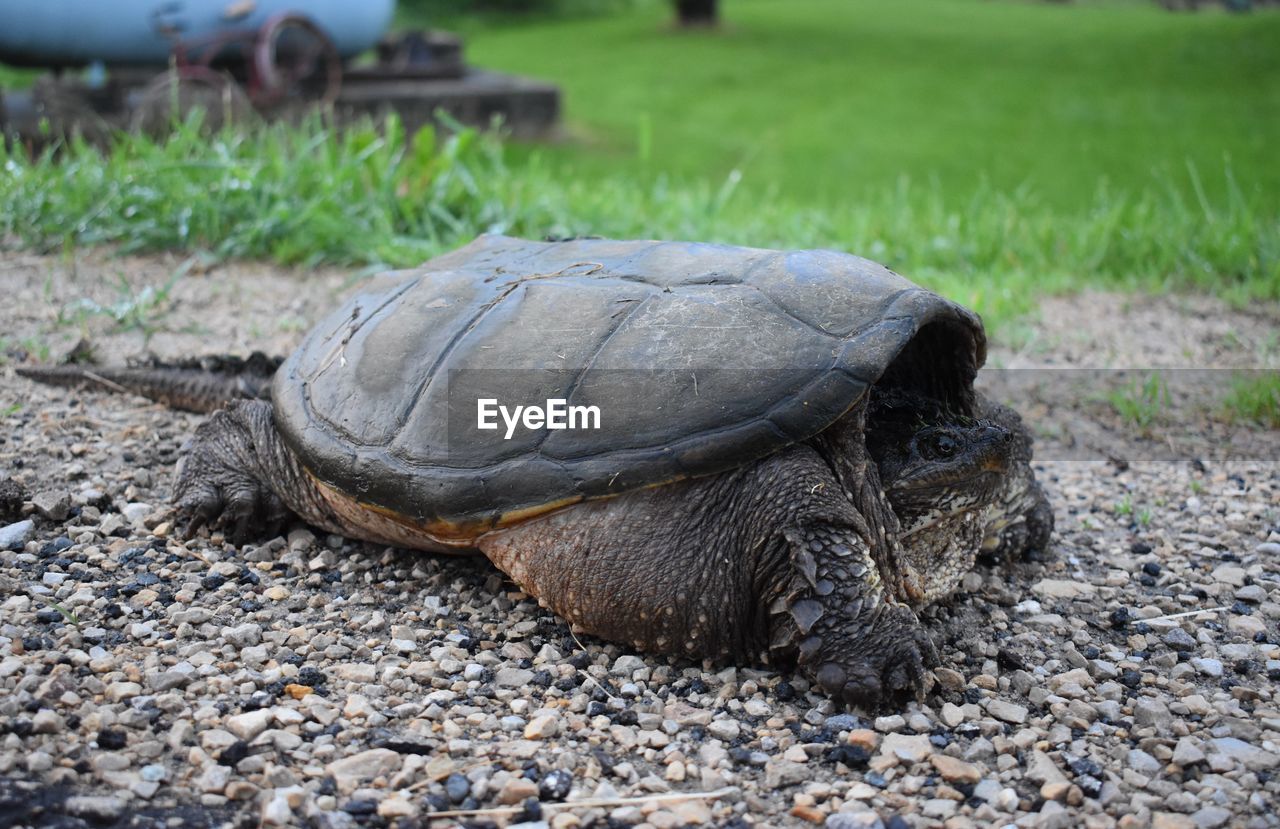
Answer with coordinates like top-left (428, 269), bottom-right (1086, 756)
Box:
top-left (273, 235), bottom-right (986, 541)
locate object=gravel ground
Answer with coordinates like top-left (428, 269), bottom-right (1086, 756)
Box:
top-left (1, 250), bottom-right (1278, 829)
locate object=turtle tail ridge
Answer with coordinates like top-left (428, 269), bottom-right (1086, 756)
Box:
top-left (16, 352), bottom-right (281, 414)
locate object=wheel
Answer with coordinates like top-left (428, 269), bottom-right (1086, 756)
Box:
top-left (253, 13), bottom-right (342, 107)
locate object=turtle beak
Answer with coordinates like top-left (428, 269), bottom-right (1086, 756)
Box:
top-left (977, 425), bottom-right (1012, 474)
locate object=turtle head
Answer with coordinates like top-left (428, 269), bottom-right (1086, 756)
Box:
top-left (875, 421), bottom-right (1013, 526)
top-left (866, 391), bottom-right (1019, 603)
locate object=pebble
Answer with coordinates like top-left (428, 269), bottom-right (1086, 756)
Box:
top-left (496, 667), bottom-right (535, 687)
top-left (523, 714), bottom-right (559, 739)
top-left (32, 490), bottom-right (71, 521)
top-left (1133, 699), bottom-right (1172, 731)
top-left (986, 700), bottom-right (1028, 724)
top-left (880, 733), bottom-right (933, 764)
top-left (1172, 738), bottom-right (1205, 767)
top-left (0, 519), bottom-right (34, 550)
top-left (226, 709), bottom-right (273, 741)
top-left (708, 719), bottom-right (741, 741)
top-left (223, 623), bottom-right (262, 648)
top-left (1127, 749), bottom-right (1161, 774)
top-left (326, 749), bottom-right (401, 793)
top-left (1032, 579), bottom-right (1095, 599)
top-left (1190, 657), bottom-right (1223, 677)
top-left (1208, 737), bottom-right (1279, 771)
top-left (64, 796), bottom-right (126, 822)
top-left (930, 754), bottom-right (981, 784)
top-left (497, 777), bottom-right (539, 804)
top-left (825, 814), bottom-right (884, 829)
top-left (765, 761), bottom-right (809, 788)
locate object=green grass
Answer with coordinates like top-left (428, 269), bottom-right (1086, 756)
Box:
top-left (1222, 372), bottom-right (1280, 427)
top-left (1107, 371), bottom-right (1170, 431)
top-left (0, 64), bottom-right (37, 89)
top-left (462, 0), bottom-right (1280, 212)
top-left (1, 114), bottom-right (1276, 333)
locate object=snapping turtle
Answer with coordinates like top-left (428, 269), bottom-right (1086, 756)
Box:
top-left (25, 235), bottom-right (1052, 707)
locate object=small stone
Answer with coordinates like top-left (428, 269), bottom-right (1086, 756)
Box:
top-left (223, 623), bottom-right (262, 648)
top-left (444, 773), bottom-right (470, 803)
top-left (326, 748), bottom-right (402, 794)
top-left (1172, 738), bottom-right (1205, 767)
top-left (880, 733), bottom-right (933, 764)
top-left (708, 719), bottom-right (740, 742)
top-left (32, 709), bottom-right (63, 734)
top-left (1041, 781), bottom-right (1071, 801)
top-left (497, 777), bottom-right (539, 805)
top-left (1027, 751), bottom-right (1069, 786)
top-left (825, 813), bottom-right (884, 829)
top-left (1032, 579), bottom-right (1095, 599)
top-left (1235, 584), bottom-right (1267, 603)
top-left (378, 797), bottom-right (418, 819)
top-left (611, 654), bottom-right (647, 676)
top-left (264, 586), bottom-right (289, 601)
top-left (921, 798), bottom-right (957, 819)
top-left (1211, 565), bottom-right (1247, 587)
top-left (524, 714), bottom-right (560, 739)
top-left (986, 700), bottom-right (1028, 725)
top-left (33, 490), bottom-right (71, 521)
top-left (790, 805), bottom-right (826, 824)
top-left (334, 663), bottom-right (376, 683)
top-left (929, 754), bottom-right (981, 784)
top-left (1189, 805), bottom-right (1231, 829)
top-left (1152, 814), bottom-right (1196, 829)
top-left (1229, 615), bottom-right (1265, 637)
top-left (64, 796), bottom-right (126, 822)
top-left (1190, 658), bottom-right (1223, 678)
top-left (495, 667), bottom-right (535, 688)
top-left (105, 681), bottom-right (143, 702)
top-left (284, 684), bottom-right (313, 700)
top-left (121, 502), bottom-right (151, 524)
top-left (343, 695), bottom-right (375, 720)
top-left (873, 714), bottom-right (905, 732)
top-left (765, 761), bottom-right (808, 788)
top-left (934, 667), bottom-right (965, 691)
top-left (1127, 749), bottom-right (1161, 774)
top-left (674, 801), bottom-right (712, 825)
top-left (823, 713), bottom-right (860, 731)
top-left (846, 730), bottom-right (878, 752)
top-left (939, 703), bottom-right (965, 728)
top-left (262, 793), bottom-right (294, 826)
top-left (226, 709), bottom-right (273, 741)
top-left (198, 764), bottom-right (231, 793)
top-left (0, 519), bottom-right (34, 551)
top-left (1208, 737), bottom-right (1279, 771)
top-left (1133, 699), bottom-right (1171, 731)
top-left (1163, 628), bottom-right (1197, 652)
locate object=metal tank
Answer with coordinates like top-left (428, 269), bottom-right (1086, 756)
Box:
top-left (0, 0), bottom-right (396, 67)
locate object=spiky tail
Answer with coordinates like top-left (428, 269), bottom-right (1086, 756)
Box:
top-left (15, 352), bottom-right (282, 414)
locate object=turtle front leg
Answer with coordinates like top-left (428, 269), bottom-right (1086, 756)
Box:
top-left (174, 399), bottom-right (341, 543)
top-left (477, 443), bottom-right (936, 710)
top-left (773, 522), bottom-right (937, 711)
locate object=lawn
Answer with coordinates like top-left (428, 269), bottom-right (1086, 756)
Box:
top-left (456, 0), bottom-right (1280, 211)
top-left (1, 0), bottom-right (1277, 331)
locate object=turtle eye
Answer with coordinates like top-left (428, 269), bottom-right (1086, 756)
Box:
top-left (921, 432), bottom-right (960, 460)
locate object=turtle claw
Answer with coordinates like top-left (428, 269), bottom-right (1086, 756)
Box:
top-left (172, 402), bottom-right (294, 545)
top-left (809, 604), bottom-right (936, 712)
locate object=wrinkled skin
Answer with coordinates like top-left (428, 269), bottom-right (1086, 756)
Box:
top-left (174, 393), bottom-right (1051, 710)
